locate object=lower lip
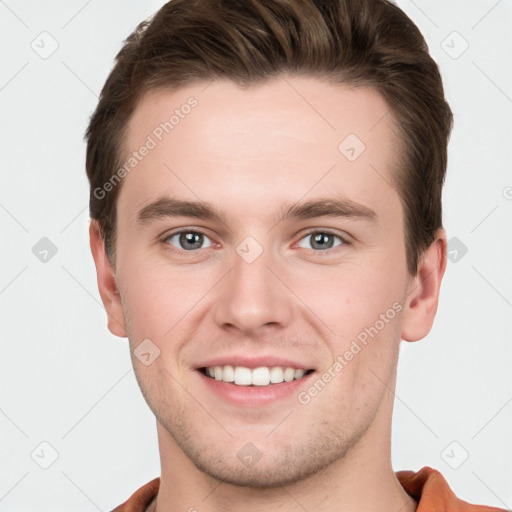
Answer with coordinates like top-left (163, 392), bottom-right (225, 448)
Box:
top-left (197, 370), bottom-right (315, 407)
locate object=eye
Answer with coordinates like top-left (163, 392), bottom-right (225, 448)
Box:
top-left (164, 230), bottom-right (213, 251)
top-left (297, 231), bottom-right (346, 251)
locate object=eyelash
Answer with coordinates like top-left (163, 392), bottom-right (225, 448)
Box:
top-left (161, 228), bottom-right (350, 254)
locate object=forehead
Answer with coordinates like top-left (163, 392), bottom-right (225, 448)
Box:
top-left (119, 76), bottom-right (401, 225)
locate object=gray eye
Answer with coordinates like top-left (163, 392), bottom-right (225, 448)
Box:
top-left (167, 231), bottom-right (213, 251)
top-left (298, 232), bottom-right (343, 251)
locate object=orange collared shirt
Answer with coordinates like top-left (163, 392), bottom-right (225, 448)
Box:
top-left (111, 466), bottom-right (508, 511)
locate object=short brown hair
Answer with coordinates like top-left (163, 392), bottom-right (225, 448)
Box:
top-left (85, 0), bottom-right (453, 274)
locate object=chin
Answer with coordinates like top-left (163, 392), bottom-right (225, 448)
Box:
top-left (174, 432), bottom-right (355, 490)
top-left (192, 456), bottom-right (330, 489)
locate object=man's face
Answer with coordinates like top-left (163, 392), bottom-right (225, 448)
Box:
top-left (109, 76), bottom-right (416, 486)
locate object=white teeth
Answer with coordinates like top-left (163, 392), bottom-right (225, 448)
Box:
top-left (204, 365), bottom-right (309, 386)
top-left (222, 364), bottom-right (235, 383)
top-left (252, 367), bottom-right (270, 386)
top-left (269, 367), bottom-right (284, 384)
top-left (283, 367), bottom-right (295, 382)
top-left (234, 366), bottom-right (252, 386)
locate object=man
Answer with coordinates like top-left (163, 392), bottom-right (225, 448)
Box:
top-left (85, 0), bottom-right (507, 510)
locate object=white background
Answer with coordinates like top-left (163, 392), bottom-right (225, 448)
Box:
top-left (0, 1), bottom-right (511, 510)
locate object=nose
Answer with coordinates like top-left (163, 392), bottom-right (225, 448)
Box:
top-left (212, 242), bottom-right (293, 336)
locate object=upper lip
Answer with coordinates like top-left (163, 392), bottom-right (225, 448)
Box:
top-left (196, 356), bottom-right (314, 370)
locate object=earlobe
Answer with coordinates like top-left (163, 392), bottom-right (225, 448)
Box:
top-left (89, 220), bottom-right (128, 338)
top-left (401, 229), bottom-right (447, 342)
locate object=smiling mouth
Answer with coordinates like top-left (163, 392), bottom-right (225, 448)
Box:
top-left (200, 365), bottom-right (314, 387)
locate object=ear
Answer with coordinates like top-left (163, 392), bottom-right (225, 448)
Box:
top-left (89, 220), bottom-right (127, 338)
top-left (401, 229), bottom-right (447, 342)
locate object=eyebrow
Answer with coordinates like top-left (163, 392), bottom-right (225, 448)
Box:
top-left (276, 197), bottom-right (376, 224)
top-left (138, 197), bottom-right (222, 224)
top-left (137, 196), bottom-right (377, 226)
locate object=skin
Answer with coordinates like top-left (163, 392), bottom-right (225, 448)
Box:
top-left (90, 75), bottom-right (447, 512)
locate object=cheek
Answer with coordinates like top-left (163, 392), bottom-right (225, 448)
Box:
top-left (118, 257), bottom-right (206, 336)
top-left (289, 256), bottom-right (407, 341)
